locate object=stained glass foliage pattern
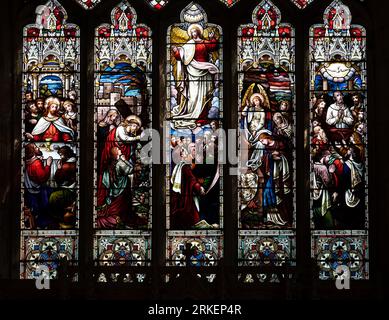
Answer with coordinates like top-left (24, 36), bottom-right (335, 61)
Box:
top-left (20, 231), bottom-right (78, 279)
top-left (74, 0), bottom-right (101, 10)
top-left (218, 0), bottom-right (240, 8)
top-left (94, 231), bottom-right (151, 266)
top-left (238, 230), bottom-right (295, 283)
top-left (309, 0), bottom-right (368, 279)
top-left (237, 0), bottom-right (296, 269)
top-left (93, 1), bottom-right (152, 267)
top-left (21, 0), bottom-right (80, 279)
top-left (290, 0), bottom-right (314, 10)
top-left (166, 2), bottom-right (223, 266)
top-left (312, 232), bottom-right (368, 280)
top-left (146, 0), bottom-right (169, 10)
top-left (239, 231), bottom-right (296, 266)
top-left (167, 231), bottom-right (223, 266)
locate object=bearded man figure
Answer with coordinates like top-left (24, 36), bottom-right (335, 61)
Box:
top-left (97, 115), bottom-right (143, 228)
top-left (26, 96), bottom-right (74, 142)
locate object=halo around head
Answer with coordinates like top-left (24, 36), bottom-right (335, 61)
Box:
top-left (187, 24), bottom-right (204, 37)
top-left (250, 93), bottom-right (265, 105)
top-left (125, 115), bottom-right (142, 127)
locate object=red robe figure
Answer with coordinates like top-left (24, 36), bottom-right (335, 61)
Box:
top-left (171, 24), bottom-right (219, 129)
top-left (24, 143), bottom-right (53, 228)
top-left (170, 147), bottom-right (206, 229)
top-left (28, 97), bottom-right (74, 142)
top-left (96, 115), bottom-right (142, 228)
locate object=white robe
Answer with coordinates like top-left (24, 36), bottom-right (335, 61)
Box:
top-left (243, 110), bottom-right (270, 172)
top-left (344, 159), bottom-right (364, 207)
top-left (31, 116), bottom-right (74, 139)
top-left (326, 103), bottom-right (354, 128)
top-left (172, 39), bottom-right (219, 129)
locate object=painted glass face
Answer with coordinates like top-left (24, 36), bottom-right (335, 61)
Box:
top-left (21, 0), bottom-right (80, 278)
top-left (237, 0), bottom-right (296, 282)
top-left (309, 0), bottom-right (368, 279)
top-left (93, 1), bottom-right (153, 271)
top-left (165, 3), bottom-right (224, 269)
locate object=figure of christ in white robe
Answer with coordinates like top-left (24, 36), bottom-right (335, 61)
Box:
top-left (31, 116), bottom-right (74, 142)
top-left (172, 37), bottom-right (219, 130)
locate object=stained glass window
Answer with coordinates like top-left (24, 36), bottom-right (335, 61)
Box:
top-left (146, 0), bottom-right (170, 10)
top-left (74, 0), bottom-right (101, 10)
top-left (165, 2), bottom-right (224, 268)
top-left (291, 0), bottom-right (314, 10)
top-left (21, 0), bottom-right (80, 279)
top-left (16, 0), bottom-right (373, 291)
top-left (218, 0), bottom-right (240, 8)
top-left (309, 0), bottom-right (368, 280)
top-left (94, 1), bottom-right (153, 277)
top-left (237, 0), bottom-right (296, 282)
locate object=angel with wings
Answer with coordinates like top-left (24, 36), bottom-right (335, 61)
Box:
top-left (170, 23), bottom-right (220, 130)
top-left (241, 84), bottom-right (272, 171)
